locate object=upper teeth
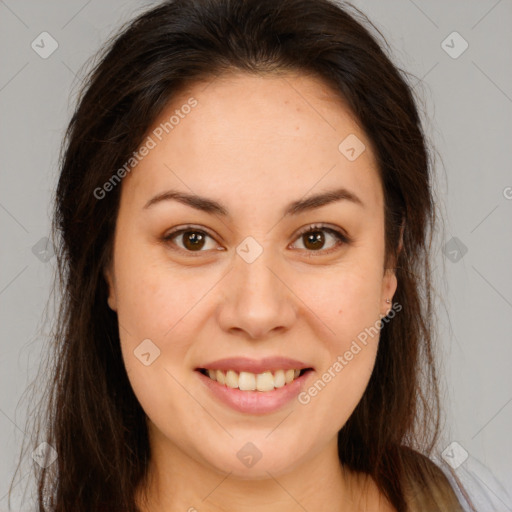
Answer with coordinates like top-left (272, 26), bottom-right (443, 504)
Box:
top-left (206, 369), bottom-right (302, 391)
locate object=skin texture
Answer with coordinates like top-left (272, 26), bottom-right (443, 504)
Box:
top-left (104, 72), bottom-right (398, 511)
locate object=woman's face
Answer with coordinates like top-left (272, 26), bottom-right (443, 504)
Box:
top-left (104, 72), bottom-right (397, 479)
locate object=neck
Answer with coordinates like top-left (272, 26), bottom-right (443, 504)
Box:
top-left (134, 434), bottom-right (371, 512)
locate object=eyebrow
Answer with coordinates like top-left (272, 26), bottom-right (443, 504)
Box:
top-left (143, 186), bottom-right (365, 217)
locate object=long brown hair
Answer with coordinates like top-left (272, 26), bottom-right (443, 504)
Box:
top-left (10, 0), bottom-right (472, 510)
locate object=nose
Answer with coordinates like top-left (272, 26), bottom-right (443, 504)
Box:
top-left (216, 248), bottom-right (298, 341)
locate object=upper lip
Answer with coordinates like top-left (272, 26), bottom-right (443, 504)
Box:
top-left (197, 356), bottom-right (313, 374)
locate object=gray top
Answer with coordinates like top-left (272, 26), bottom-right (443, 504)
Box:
top-left (432, 454), bottom-right (512, 511)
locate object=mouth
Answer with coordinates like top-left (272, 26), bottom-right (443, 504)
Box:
top-left (195, 364), bottom-right (315, 414)
top-left (197, 367), bottom-right (313, 392)
top-left (194, 356), bottom-right (315, 413)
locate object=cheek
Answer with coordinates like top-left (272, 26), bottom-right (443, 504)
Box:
top-left (113, 259), bottom-right (200, 423)
top-left (295, 261), bottom-right (384, 345)
top-left (112, 247), bottom-right (205, 398)
top-left (292, 264), bottom-right (383, 421)
top-left (114, 246), bottom-right (202, 342)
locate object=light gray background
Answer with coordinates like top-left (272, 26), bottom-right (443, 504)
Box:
top-left (1, 0), bottom-right (511, 509)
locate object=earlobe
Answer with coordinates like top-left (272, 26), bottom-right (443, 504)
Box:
top-left (387, 270), bottom-right (398, 299)
top-left (103, 266), bottom-right (117, 312)
top-left (381, 268), bottom-right (398, 317)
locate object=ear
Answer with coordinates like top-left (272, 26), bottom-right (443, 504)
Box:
top-left (103, 264), bottom-right (117, 312)
top-left (380, 218), bottom-right (404, 316)
top-left (380, 267), bottom-right (398, 317)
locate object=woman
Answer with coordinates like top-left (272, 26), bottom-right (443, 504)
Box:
top-left (10, 0), bottom-right (495, 510)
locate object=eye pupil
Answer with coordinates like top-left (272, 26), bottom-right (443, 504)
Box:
top-left (304, 231), bottom-right (325, 250)
top-left (183, 231), bottom-right (205, 251)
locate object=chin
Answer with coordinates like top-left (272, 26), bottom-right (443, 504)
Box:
top-left (201, 442), bottom-right (306, 480)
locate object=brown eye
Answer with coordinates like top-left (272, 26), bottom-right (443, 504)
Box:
top-left (163, 223), bottom-right (350, 257)
top-left (302, 230), bottom-right (326, 250)
top-left (291, 224), bottom-right (350, 254)
top-left (180, 230), bottom-right (206, 251)
top-left (163, 227), bottom-right (218, 253)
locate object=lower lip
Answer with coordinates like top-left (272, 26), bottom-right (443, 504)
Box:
top-left (196, 370), bottom-right (312, 414)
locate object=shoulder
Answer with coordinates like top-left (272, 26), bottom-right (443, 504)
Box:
top-left (430, 452), bottom-right (512, 512)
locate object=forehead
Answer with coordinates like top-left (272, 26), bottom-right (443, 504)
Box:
top-left (121, 71), bottom-right (383, 216)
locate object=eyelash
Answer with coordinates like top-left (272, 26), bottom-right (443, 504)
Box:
top-left (162, 223), bottom-right (351, 258)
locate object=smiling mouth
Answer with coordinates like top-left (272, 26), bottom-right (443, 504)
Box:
top-left (197, 368), bottom-right (313, 392)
